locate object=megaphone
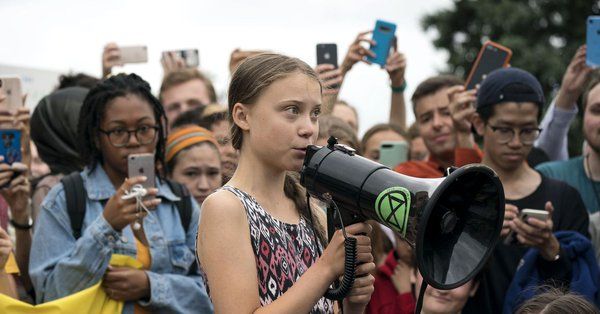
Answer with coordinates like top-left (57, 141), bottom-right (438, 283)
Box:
top-left (300, 138), bottom-right (505, 299)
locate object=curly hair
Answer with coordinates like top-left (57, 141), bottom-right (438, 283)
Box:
top-left (77, 73), bottom-right (167, 176)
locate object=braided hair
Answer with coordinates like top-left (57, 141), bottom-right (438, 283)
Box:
top-left (77, 73), bottom-right (167, 177)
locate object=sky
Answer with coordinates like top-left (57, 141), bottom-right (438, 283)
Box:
top-left (0, 0), bottom-right (452, 135)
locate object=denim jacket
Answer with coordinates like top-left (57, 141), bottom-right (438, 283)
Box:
top-left (30, 166), bottom-right (214, 313)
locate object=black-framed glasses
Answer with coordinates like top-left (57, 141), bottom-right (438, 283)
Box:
top-left (487, 124), bottom-right (542, 145)
top-left (99, 125), bottom-right (159, 148)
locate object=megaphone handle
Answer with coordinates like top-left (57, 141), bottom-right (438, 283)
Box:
top-left (323, 236), bottom-right (357, 301)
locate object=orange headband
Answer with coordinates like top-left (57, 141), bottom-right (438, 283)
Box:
top-left (166, 126), bottom-right (218, 162)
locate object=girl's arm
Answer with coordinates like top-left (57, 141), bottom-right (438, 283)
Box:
top-left (198, 190), bottom-right (373, 313)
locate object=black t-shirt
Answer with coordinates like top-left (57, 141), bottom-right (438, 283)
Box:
top-left (463, 175), bottom-right (589, 314)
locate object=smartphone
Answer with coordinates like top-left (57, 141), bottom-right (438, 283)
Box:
top-left (127, 153), bottom-right (156, 196)
top-left (163, 49), bottom-right (200, 67)
top-left (119, 46), bottom-right (148, 64)
top-left (503, 208), bottom-right (549, 245)
top-left (587, 16), bottom-right (600, 67)
top-left (379, 141), bottom-right (409, 168)
top-left (464, 41), bottom-right (512, 90)
top-left (367, 20), bottom-right (397, 68)
top-left (316, 43), bottom-right (338, 68)
top-left (0, 129), bottom-right (22, 165)
top-left (0, 77), bottom-right (23, 111)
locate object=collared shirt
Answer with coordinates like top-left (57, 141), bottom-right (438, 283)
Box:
top-left (30, 166), bottom-right (213, 313)
top-left (394, 146), bottom-right (483, 178)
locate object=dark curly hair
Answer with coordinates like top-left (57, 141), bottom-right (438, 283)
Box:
top-left (77, 73), bottom-right (167, 176)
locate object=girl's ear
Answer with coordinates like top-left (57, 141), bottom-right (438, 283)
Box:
top-left (232, 102), bottom-right (250, 131)
top-left (472, 113), bottom-right (485, 136)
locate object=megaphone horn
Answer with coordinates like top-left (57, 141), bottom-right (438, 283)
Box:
top-left (300, 137), bottom-right (505, 299)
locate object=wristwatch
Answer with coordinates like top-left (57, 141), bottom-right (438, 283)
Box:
top-left (10, 217), bottom-right (33, 230)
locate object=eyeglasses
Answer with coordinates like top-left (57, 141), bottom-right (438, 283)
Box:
top-left (99, 125), bottom-right (159, 148)
top-left (487, 124), bottom-right (542, 145)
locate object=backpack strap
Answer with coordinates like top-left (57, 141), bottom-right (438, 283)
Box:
top-left (166, 180), bottom-right (193, 234)
top-left (61, 172), bottom-right (87, 240)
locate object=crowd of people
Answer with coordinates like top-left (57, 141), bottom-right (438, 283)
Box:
top-left (0, 25), bottom-right (599, 313)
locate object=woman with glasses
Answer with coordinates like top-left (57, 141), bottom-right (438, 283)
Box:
top-left (29, 74), bottom-right (213, 313)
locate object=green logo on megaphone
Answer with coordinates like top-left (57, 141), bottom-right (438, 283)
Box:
top-left (375, 187), bottom-right (411, 237)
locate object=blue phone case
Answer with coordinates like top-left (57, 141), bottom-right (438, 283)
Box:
top-left (367, 20), bottom-right (397, 67)
top-left (0, 129), bottom-right (21, 164)
top-left (587, 16), bottom-right (600, 67)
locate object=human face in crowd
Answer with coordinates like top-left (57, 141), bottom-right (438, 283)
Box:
top-left (363, 130), bottom-right (406, 162)
top-left (476, 102), bottom-right (540, 172)
top-left (332, 104), bottom-right (358, 131)
top-left (237, 72), bottom-right (321, 172)
top-left (170, 144), bottom-right (222, 205)
top-left (98, 94), bottom-right (157, 178)
top-left (584, 84), bottom-right (600, 154)
top-left (410, 136), bottom-right (429, 161)
top-left (161, 79), bottom-right (212, 126)
top-left (210, 119), bottom-right (239, 179)
top-left (412, 271), bottom-right (478, 314)
top-left (415, 88), bottom-right (457, 159)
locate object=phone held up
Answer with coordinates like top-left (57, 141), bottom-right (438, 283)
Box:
top-left (119, 46), bottom-right (149, 64)
top-left (316, 43), bottom-right (339, 89)
top-left (503, 208), bottom-right (549, 245)
top-left (0, 76), bottom-right (23, 111)
top-left (163, 49), bottom-right (200, 68)
top-left (379, 141), bottom-right (409, 169)
top-left (587, 16), bottom-right (600, 67)
top-left (127, 153), bottom-right (156, 199)
top-left (367, 20), bottom-right (397, 68)
top-left (464, 41), bottom-right (512, 91)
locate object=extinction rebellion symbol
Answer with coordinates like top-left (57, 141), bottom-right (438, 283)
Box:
top-left (375, 187), bottom-right (412, 237)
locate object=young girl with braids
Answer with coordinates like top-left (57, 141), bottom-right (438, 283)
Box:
top-left (30, 74), bottom-right (212, 313)
top-left (197, 53), bottom-right (376, 313)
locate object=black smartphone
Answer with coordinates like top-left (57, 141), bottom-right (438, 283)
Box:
top-left (465, 41), bottom-right (512, 90)
top-left (316, 43), bottom-right (338, 68)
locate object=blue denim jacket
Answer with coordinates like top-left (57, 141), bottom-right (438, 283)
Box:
top-left (30, 166), bottom-right (214, 313)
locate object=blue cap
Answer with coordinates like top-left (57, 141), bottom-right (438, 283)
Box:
top-left (476, 67), bottom-right (545, 111)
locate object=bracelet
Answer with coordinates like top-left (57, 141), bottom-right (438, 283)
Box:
top-left (391, 81), bottom-right (407, 93)
top-left (10, 217), bottom-right (33, 230)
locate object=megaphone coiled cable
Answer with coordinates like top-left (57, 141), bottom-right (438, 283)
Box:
top-left (305, 193), bottom-right (358, 303)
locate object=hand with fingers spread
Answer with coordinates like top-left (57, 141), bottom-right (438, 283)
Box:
top-left (102, 42), bottom-right (122, 78)
top-left (555, 45), bottom-right (593, 109)
top-left (341, 31), bottom-right (376, 75)
top-left (510, 201), bottom-right (559, 261)
top-left (448, 86), bottom-right (477, 134)
top-left (0, 227), bottom-right (12, 270)
top-left (0, 160), bottom-right (31, 223)
top-left (102, 266), bottom-right (150, 301)
top-left (102, 176), bottom-right (161, 231)
top-left (161, 52), bottom-right (187, 76)
top-left (315, 64), bottom-right (343, 95)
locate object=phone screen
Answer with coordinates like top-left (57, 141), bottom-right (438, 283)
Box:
top-left (0, 129), bottom-right (22, 164)
top-left (465, 43), bottom-right (511, 90)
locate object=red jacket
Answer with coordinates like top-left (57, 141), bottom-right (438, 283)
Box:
top-left (394, 147), bottom-right (483, 178)
top-left (366, 250), bottom-right (415, 314)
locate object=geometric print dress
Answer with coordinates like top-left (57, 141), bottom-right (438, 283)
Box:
top-left (220, 186), bottom-right (334, 313)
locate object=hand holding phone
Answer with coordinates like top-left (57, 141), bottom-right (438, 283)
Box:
top-left (0, 129), bottom-right (22, 165)
top-left (119, 46), bottom-right (148, 64)
top-left (504, 208), bottom-right (550, 245)
top-left (162, 49), bottom-right (200, 70)
top-left (464, 41), bottom-right (512, 90)
top-left (127, 153), bottom-right (156, 194)
top-left (367, 20), bottom-right (397, 68)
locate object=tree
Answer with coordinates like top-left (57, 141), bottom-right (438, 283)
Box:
top-left (422, 0), bottom-right (598, 155)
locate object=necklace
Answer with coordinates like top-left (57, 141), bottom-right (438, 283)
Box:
top-left (585, 153), bottom-right (600, 211)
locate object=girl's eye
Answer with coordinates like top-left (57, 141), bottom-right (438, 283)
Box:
top-left (285, 106), bottom-right (300, 115)
top-left (312, 108), bottom-right (321, 118)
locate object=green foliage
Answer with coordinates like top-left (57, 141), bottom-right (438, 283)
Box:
top-left (422, 0), bottom-right (599, 156)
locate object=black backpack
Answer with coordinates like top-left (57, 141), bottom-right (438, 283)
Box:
top-left (60, 172), bottom-right (193, 239)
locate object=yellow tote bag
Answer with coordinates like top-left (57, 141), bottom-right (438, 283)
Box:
top-left (0, 254), bottom-right (142, 314)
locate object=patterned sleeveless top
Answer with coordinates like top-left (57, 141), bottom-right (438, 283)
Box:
top-left (220, 186), bottom-right (334, 313)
